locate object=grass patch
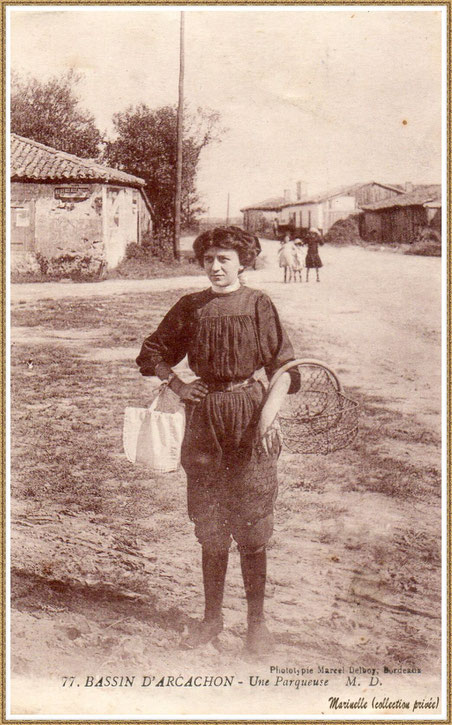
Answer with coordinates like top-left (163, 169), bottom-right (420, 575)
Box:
top-left (10, 288), bottom-right (442, 678)
top-left (405, 239), bottom-right (441, 257)
top-left (106, 251), bottom-right (203, 280)
top-left (11, 289), bottom-right (191, 335)
top-left (11, 291), bottom-right (440, 512)
top-left (11, 250), bottom-right (203, 283)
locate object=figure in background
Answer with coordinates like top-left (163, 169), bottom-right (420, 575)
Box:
top-left (277, 233), bottom-right (297, 283)
top-left (304, 227), bottom-right (324, 282)
top-left (292, 238), bottom-right (304, 282)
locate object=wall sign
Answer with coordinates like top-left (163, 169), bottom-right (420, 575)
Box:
top-left (54, 186), bottom-right (91, 202)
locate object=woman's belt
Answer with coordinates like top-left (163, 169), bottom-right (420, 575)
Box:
top-left (204, 377), bottom-right (257, 393)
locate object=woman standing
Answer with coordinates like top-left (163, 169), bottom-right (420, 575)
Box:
top-left (304, 227), bottom-right (324, 282)
top-left (136, 227), bottom-right (300, 655)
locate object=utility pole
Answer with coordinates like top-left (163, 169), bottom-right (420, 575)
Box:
top-left (174, 11), bottom-right (184, 261)
top-left (226, 192), bottom-right (230, 225)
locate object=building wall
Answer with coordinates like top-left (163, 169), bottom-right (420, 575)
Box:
top-left (11, 182), bottom-right (103, 260)
top-left (281, 195), bottom-right (355, 233)
top-left (138, 193), bottom-right (153, 241)
top-left (102, 185), bottom-right (141, 267)
top-left (322, 195), bottom-right (357, 231)
top-left (280, 202), bottom-right (322, 230)
top-left (355, 184), bottom-right (401, 206)
top-left (359, 211), bottom-right (382, 241)
top-left (11, 181), bottom-right (152, 269)
top-left (361, 205), bottom-right (429, 243)
top-left (243, 209), bottom-right (262, 232)
top-left (427, 207), bottom-right (441, 230)
top-left (279, 185), bottom-right (403, 234)
top-left (243, 209), bottom-right (278, 233)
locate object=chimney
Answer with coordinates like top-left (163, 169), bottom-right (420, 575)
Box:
top-left (296, 180), bottom-right (308, 200)
top-left (284, 188), bottom-right (291, 203)
top-left (405, 182), bottom-right (413, 193)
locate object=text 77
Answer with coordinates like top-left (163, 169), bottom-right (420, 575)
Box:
top-left (62, 676), bottom-right (76, 687)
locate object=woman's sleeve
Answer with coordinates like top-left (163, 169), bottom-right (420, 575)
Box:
top-left (255, 294), bottom-right (301, 394)
top-left (136, 296), bottom-right (190, 376)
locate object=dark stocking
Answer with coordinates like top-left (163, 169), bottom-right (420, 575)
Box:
top-left (240, 547), bottom-right (267, 623)
top-left (202, 546), bottom-right (229, 622)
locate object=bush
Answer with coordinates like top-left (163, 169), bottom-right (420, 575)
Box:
top-left (126, 228), bottom-right (175, 262)
top-left (125, 242), bottom-right (147, 261)
top-left (405, 227), bottom-right (441, 257)
top-left (37, 252), bottom-right (106, 280)
top-left (10, 252), bottom-right (40, 278)
top-left (405, 240), bottom-right (441, 257)
top-left (153, 226), bottom-right (175, 261)
top-left (324, 214), bottom-right (363, 245)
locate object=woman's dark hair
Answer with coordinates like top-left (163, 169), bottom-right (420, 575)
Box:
top-left (193, 226), bottom-right (261, 268)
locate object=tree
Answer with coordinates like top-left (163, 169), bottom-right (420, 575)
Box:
top-left (103, 103), bottom-right (221, 233)
top-left (11, 70), bottom-right (102, 158)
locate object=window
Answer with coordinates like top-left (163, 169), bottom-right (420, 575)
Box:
top-left (14, 207), bottom-right (30, 227)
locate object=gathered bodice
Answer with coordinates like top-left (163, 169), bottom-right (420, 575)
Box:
top-left (136, 285), bottom-right (299, 390)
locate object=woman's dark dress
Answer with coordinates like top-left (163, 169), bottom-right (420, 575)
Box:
top-left (136, 285), bottom-right (299, 550)
top-left (305, 234), bottom-right (324, 268)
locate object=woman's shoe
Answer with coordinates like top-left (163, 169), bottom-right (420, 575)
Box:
top-left (179, 618), bottom-right (223, 649)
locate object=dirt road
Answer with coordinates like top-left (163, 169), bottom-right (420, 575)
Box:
top-left (12, 241), bottom-right (442, 426)
top-left (9, 242), bottom-right (443, 718)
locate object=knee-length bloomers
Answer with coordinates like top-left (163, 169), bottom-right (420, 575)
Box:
top-left (136, 285), bottom-right (300, 549)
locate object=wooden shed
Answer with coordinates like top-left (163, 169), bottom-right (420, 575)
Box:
top-left (11, 133), bottom-right (153, 272)
top-left (359, 185), bottom-right (441, 244)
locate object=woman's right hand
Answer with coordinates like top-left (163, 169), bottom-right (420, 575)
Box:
top-left (170, 377), bottom-right (209, 402)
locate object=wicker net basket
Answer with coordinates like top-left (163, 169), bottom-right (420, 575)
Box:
top-left (270, 360), bottom-right (359, 455)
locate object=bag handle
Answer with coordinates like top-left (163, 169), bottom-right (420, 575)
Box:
top-left (150, 381), bottom-right (183, 414)
top-left (267, 358), bottom-right (342, 394)
top-left (147, 384), bottom-right (164, 412)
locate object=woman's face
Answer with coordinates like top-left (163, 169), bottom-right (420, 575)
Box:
top-left (203, 246), bottom-right (243, 287)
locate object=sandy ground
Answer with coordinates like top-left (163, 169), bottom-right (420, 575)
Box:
top-left (9, 242), bottom-right (444, 719)
top-left (11, 240), bottom-right (442, 426)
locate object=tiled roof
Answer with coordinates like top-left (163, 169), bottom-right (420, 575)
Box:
top-left (11, 133), bottom-right (145, 187)
top-left (281, 181), bottom-right (405, 208)
top-left (240, 196), bottom-right (285, 212)
top-left (361, 185), bottom-right (441, 211)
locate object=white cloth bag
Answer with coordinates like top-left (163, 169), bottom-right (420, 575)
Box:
top-left (123, 384), bottom-right (186, 474)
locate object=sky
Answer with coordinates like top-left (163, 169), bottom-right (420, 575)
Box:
top-left (9, 6), bottom-right (444, 218)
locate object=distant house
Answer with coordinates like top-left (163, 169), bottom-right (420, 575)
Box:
top-left (11, 133), bottom-right (153, 271)
top-left (241, 197), bottom-right (285, 234)
top-left (359, 185), bottom-right (441, 244)
top-left (278, 182), bottom-right (404, 235)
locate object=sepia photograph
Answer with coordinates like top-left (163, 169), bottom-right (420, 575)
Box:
top-left (5, 3), bottom-right (447, 720)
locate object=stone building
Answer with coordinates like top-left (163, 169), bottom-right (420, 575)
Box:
top-left (241, 197), bottom-right (285, 235)
top-left (278, 182), bottom-right (404, 236)
top-left (11, 133), bottom-right (153, 273)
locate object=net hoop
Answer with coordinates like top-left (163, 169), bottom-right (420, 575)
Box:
top-left (268, 358), bottom-right (342, 394)
top-left (268, 359), bottom-right (359, 455)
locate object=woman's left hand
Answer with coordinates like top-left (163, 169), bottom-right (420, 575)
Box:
top-left (258, 412), bottom-right (283, 457)
top-left (257, 370), bottom-right (290, 456)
